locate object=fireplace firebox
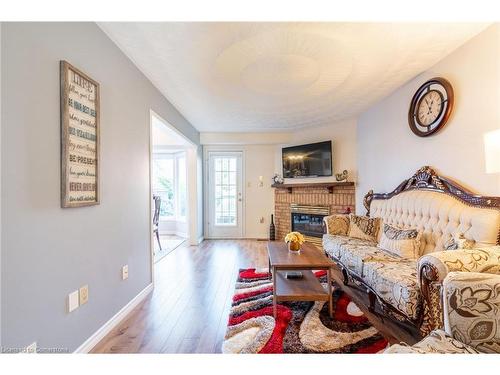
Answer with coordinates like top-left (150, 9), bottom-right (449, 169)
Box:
top-left (290, 204), bottom-right (330, 247)
top-left (291, 213), bottom-right (326, 237)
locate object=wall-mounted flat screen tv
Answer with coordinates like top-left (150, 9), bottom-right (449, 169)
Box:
top-left (282, 141), bottom-right (332, 178)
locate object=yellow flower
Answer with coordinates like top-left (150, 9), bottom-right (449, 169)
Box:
top-left (285, 231), bottom-right (305, 244)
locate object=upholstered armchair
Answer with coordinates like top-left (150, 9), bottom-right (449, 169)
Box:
top-left (418, 247), bottom-right (500, 329)
top-left (385, 271), bottom-right (500, 353)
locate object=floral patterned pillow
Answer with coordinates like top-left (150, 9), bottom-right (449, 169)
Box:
top-left (378, 223), bottom-right (422, 259)
top-left (347, 214), bottom-right (381, 243)
top-left (323, 215), bottom-right (350, 236)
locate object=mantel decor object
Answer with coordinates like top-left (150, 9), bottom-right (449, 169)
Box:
top-left (272, 173), bottom-right (284, 185)
top-left (335, 169), bottom-right (348, 182)
top-left (284, 231), bottom-right (305, 253)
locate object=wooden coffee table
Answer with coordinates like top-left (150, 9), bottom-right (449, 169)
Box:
top-left (267, 241), bottom-right (334, 318)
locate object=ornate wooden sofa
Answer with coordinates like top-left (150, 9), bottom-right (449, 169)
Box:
top-left (322, 166), bottom-right (500, 340)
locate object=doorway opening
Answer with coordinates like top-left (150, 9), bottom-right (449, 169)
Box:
top-left (150, 111), bottom-right (196, 264)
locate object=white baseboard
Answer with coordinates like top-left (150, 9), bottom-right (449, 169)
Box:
top-left (197, 236), bottom-right (204, 244)
top-left (74, 283), bottom-right (154, 353)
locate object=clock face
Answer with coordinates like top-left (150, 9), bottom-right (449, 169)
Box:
top-left (416, 89), bottom-right (444, 126)
top-left (408, 78), bottom-right (454, 137)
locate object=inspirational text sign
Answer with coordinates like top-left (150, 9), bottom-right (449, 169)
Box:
top-left (60, 61), bottom-right (100, 207)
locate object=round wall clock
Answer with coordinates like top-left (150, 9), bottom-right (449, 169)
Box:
top-left (408, 77), bottom-right (454, 137)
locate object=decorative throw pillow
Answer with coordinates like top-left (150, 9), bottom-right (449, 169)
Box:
top-left (323, 215), bottom-right (350, 236)
top-left (347, 214), bottom-right (381, 243)
top-left (378, 223), bottom-right (422, 259)
top-left (443, 232), bottom-right (475, 250)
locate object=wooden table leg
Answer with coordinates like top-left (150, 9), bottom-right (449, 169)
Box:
top-left (327, 267), bottom-right (333, 318)
top-left (272, 266), bottom-right (277, 318)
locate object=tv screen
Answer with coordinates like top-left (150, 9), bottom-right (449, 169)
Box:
top-left (282, 141), bottom-right (332, 178)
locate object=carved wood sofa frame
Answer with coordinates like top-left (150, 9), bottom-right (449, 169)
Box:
top-left (331, 166), bottom-right (500, 341)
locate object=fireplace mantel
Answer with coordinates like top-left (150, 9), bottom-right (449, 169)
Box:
top-left (271, 181), bottom-right (354, 194)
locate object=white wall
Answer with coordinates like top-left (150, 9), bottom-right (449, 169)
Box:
top-left (203, 144), bottom-right (276, 239)
top-left (274, 117), bottom-right (358, 184)
top-left (356, 24), bottom-right (500, 213)
top-left (201, 132), bottom-right (292, 145)
top-left (0, 21), bottom-right (2, 348)
top-left (196, 146), bottom-right (204, 242)
top-left (1, 23), bottom-right (200, 351)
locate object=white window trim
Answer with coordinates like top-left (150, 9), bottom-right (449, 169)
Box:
top-left (152, 150), bottom-right (187, 222)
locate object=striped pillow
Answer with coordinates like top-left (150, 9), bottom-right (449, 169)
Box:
top-left (378, 223), bottom-right (422, 259)
top-left (347, 214), bottom-right (381, 243)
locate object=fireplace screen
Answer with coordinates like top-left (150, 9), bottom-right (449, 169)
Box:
top-left (291, 213), bottom-right (326, 238)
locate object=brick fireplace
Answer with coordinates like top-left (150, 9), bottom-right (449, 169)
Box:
top-left (273, 182), bottom-right (355, 245)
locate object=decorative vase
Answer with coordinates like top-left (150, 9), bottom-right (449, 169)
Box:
top-left (288, 241), bottom-right (301, 252)
top-left (269, 214), bottom-right (276, 241)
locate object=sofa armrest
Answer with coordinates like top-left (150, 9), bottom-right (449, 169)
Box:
top-left (323, 214), bottom-right (350, 236)
top-left (417, 246), bottom-right (500, 331)
top-left (418, 247), bottom-right (500, 285)
top-left (442, 272), bottom-right (500, 353)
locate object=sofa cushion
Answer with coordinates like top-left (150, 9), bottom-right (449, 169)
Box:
top-left (323, 214), bottom-right (350, 236)
top-left (383, 329), bottom-right (479, 353)
top-left (378, 223), bottom-right (422, 259)
top-left (323, 234), bottom-right (374, 260)
top-left (348, 214), bottom-right (382, 242)
top-left (362, 259), bottom-right (422, 320)
top-left (323, 234), bottom-right (399, 276)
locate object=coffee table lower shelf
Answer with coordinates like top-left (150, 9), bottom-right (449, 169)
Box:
top-left (273, 270), bottom-right (332, 318)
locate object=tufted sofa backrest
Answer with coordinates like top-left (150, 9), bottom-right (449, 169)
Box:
top-left (370, 190), bottom-right (500, 255)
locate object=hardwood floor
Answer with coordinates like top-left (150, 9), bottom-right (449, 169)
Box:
top-left (91, 239), bottom-right (268, 353)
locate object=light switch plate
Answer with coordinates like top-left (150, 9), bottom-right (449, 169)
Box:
top-left (122, 265), bottom-right (129, 280)
top-left (68, 290), bottom-right (79, 313)
top-left (79, 285), bottom-right (89, 305)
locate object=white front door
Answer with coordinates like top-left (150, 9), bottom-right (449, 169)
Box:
top-left (207, 152), bottom-right (243, 238)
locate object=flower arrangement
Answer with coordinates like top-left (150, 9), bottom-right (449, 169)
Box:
top-left (284, 231), bottom-right (305, 252)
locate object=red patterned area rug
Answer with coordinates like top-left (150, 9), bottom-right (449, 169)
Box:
top-left (222, 268), bottom-right (389, 354)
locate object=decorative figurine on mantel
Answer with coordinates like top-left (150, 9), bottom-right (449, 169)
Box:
top-left (335, 169), bottom-right (349, 182)
top-left (272, 173), bottom-right (284, 185)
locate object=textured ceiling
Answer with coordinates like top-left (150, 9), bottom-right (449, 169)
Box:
top-left (100, 22), bottom-right (488, 132)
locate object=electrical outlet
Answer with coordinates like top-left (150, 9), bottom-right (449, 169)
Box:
top-left (122, 265), bottom-right (129, 280)
top-left (25, 342), bottom-right (37, 353)
top-left (79, 285), bottom-right (89, 305)
top-left (68, 290), bottom-right (79, 313)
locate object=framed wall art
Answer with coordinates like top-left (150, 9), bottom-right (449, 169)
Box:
top-left (60, 60), bottom-right (100, 207)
